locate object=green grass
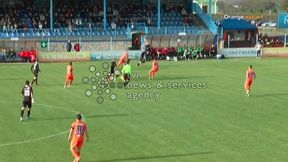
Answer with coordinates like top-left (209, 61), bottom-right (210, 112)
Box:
top-left (1, 58), bottom-right (288, 162)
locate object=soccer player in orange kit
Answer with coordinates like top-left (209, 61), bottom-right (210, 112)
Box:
top-left (65, 62), bottom-right (74, 88)
top-left (245, 65), bottom-right (256, 96)
top-left (117, 51), bottom-right (128, 67)
top-left (149, 58), bottom-right (159, 79)
top-left (68, 114), bottom-right (89, 162)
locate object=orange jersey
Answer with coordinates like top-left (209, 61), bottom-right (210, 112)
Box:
top-left (121, 54), bottom-right (128, 60)
top-left (118, 53), bottom-right (128, 65)
top-left (152, 60), bottom-right (159, 70)
top-left (120, 52), bottom-right (128, 61)
top-left (71, 120), bottom-right (87, 140)
top-left (246, 69), bottom-right (255, 81)
top-left (67, 65), bottom-right (73, 76)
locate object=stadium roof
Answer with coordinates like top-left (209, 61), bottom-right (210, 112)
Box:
top-left (220, 19), bottom-right (257, 30)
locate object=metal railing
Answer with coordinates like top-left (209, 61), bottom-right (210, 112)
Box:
top-left (0, 25), bottom-right (208, 40)
top-left (194, 3), bottom-right (218, 34)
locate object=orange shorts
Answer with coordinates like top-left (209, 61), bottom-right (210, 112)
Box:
top-left (151, 68), bottom-right (159, 72)
top-left (71, 137), bottom-right (84, 149)
top-left (66, 74), bottom-right (74, 81)
top-left (245, 79), bottom-right (253, 91)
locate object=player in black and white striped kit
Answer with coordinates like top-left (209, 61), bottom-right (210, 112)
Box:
top-left (20, 80), bottom-right (34, 122)
top-left (31, 60), bottom-right (40, 86)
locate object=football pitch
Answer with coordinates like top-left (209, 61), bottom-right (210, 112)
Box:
top-left (1, 58), bottom-right (288, 162)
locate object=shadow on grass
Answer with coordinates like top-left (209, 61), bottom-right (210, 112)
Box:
top-left (93, 152), bottom-right (213, 162)
top-left (253, 93), bottom-right (288, 97)
top-left (31, 113), bottom-right (138, 122)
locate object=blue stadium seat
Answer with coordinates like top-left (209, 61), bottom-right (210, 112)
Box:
top-left (14, 32), bottom-right (20, 37)
top-left (100, 31), bottom-right (105, 35)
top-left (105, 30), bottom-right (111, 35)
top-left (61, 32), bottom-right (66, 36)
top-left (164, 21), bottom-right (169, 26)
top-left (51, 32), bottom-right (56, 36)
top-left (173, 30), bottom-right (178, 34)
top-left (121, 30), bottom-right (126, 35)
top-left (55, 32), bottom-right (61, 36)
top-left (152, 30), bottom-right (159, 34)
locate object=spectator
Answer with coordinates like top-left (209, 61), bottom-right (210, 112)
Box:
top-left (74, 41), bottom-right (81, 52)
top-left (66, 40), bottom-right (72, 52)
top-left (8, 48), bottom-right (16, 61)
top-left (0, 3), bottom-right (191, 31)
top-left (181, 8), bottom-right (187, 16)
top-left (44, 21), bottom-right (49, 32)
top-left (2, 23), bottom-right (8, 32)
top-left (38, 21), bottom-right (43, 32)
top-left (54, 20), bottom-right (60, 32)
top-left (68, 20), bottom-right (73, 33)
top-left (30, 47), bottom-right (37, 62)
top-left (99, 10), bottom-right (104, 17)
top-left (146, 17), bottom-right (152, 26)
top-left (113, 9), bottom-right (119, 17)
top-left (18, 48), bottom-right (29, 62)
top-left (13, 23), bottom-right (17, 32)
top-left (1, 48), bottom-right (7, 61)
top-left (88, 21), bottom-right (92, 32)
top-left (75, 18), bottom-right (82, 28)
top-left (111, 21), bottom-right (116, 30)
top-left (183, 16), bottom-right (189, 26)
top-left (23, 23), bottom-right (29, 32)
top-left (39, 13), bottom-right (45, 23)
top-left (19, 48), bottom-right (24, 58)
top-left (0, 18), bottom-right (4, 26)
top-left (32, 19), bottom-right (38, 29)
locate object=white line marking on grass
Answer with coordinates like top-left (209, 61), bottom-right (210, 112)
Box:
top-left (0, 130), bottom-right (69, 148)
top-left (0, 100), bottom-right (79, 148)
